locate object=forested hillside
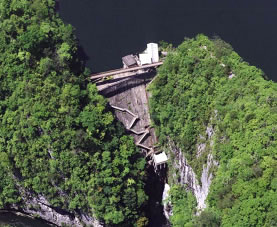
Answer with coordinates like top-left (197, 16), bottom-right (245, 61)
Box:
top-left (150, 35), bottom-right (277, 226)
top-left (0, 0), bottom-right (148, 226)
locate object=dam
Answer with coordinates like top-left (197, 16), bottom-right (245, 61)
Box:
top-left (91, 45), bottom-right (168, 170)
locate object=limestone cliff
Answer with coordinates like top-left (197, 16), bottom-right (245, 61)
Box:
top-left (10, 195), bottom-right (101, 227)
top-left (7, 180), bottom-right (102, 227)
top-left (162, 124), bottom-right (219, 220)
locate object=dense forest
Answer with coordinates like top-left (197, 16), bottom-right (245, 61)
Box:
top-left (0, 0), bottom-right (148, 226)
top-left (150, 35), bottom-right (277, 226)
top-left (150, 35), bottom-right (277, 227)
top-left (1, 0), bottom-right (277, 226)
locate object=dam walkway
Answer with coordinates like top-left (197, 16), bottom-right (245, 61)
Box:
top-left (90, 62), bottom-right (163, 80)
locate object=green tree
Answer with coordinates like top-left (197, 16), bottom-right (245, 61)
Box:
top-left (0, 0), bottom-right (147, 225)
top-left (150, 35), bottom-right (277, 226)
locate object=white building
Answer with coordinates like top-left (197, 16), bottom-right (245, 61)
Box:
top-left (153, 152), bottom-right (168, 171)
top-left (147, 43), bottom-right (159, 63)
top-left (139, 43), bottom-right (159, 65)
top-left (139, 53), bottom-right (152, 65)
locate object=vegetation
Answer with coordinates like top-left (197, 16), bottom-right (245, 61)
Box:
top-left (169, 185), bottom-right (197, 227)
top-left (150, 35), bottom-right (277, 226)
top-left (2, 1), bottom-right (276, 226)
top-left (0, 0), bottom-right (147, 226)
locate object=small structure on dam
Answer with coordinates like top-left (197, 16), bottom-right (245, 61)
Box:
top-left (91, 44), bottom-right (167, 170)
top-left (153, 152), bottom-right (168, 171)
top-left (121, 43), bottom-right (160, 68)
top-left (139, 43), bottom-right (159, 65)
top-left (122, 55), bottom-right (138, 68)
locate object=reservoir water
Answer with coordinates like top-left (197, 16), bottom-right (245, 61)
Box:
top-left (58, 0), bottom-right (277, 82)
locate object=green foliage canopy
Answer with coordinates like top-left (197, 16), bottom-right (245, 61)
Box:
top-left (0, 0), bottom-right (147, 225)
top-left (150, 35), bottom-right (277, 226)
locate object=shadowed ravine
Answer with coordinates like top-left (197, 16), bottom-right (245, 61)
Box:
top-left (144, 166), bottom-right (169, 227)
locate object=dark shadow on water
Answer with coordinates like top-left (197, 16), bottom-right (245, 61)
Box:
top-left (76, 44), bottom-right (90, 65)
top-left (54, 0), bottom-right (60, 12)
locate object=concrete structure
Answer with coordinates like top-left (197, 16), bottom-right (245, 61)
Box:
top-left (139, 43), bottom-right (159, 65)
top-left (91, 44), bottom-right (167, 170)
top-left (139, 53), bottom-right (152, 65)
top-left (153, 152), bottom-right (168, 170)
top-left (93, 67), bottom-right (167, 170)
top-left (90, 61), bottom-right (163, 80)
top-left (147, 43), bottom-right (159, 63)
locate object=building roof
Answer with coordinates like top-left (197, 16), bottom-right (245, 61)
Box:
top-left (122, 55), bottom-right (137, 67)
top-left (153, 152), bottom-right (168, 165)
top-left (139, 53), bottom-right (152, 65)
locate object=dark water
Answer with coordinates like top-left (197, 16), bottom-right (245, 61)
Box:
top-left (0, 213), bottom-right (51, 227)
top-left (58, 0), bottom-right (277, 82)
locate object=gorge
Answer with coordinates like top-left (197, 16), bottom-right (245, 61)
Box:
top-left (0, 0), bottom-right (277, 227)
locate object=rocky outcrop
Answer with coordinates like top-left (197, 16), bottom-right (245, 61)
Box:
top-left (168, 124), bottom-right (218, 213)
top-left (162, 183), bottom-right (172, 220)
top-left (8, 179), bottom-right (102, 227)
top-left (10, 193), bottom-right (102, 227)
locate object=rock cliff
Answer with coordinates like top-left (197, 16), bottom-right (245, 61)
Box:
top-left (8, 182), bottom-right (102, 227)
top-left (163, 124), bottom-right (219, 219)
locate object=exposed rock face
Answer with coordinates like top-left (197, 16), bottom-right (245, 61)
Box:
top-left (10, 194), bottom-right (102, 227)
top-left (9, 182), bottom-right (102, 227)
top-left (162, 183), bottom-right (172, 220)
top-left (168, 124), bottom-right (218, 212)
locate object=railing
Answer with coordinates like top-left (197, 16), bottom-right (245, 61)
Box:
top-left (90, 61), bottom-right (163, 80)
